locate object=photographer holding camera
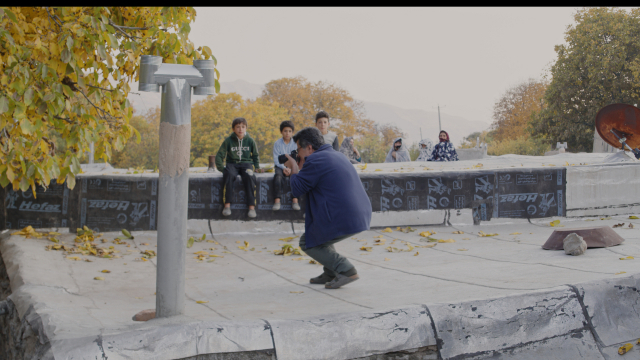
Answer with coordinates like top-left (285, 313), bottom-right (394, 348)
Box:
top-left (272, 121), bottom-right (300, 211)
top-left (285, 127), bottom-right (372, 289)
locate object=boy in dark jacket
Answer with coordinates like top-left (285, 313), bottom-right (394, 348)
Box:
top-left (215, 117), bottom-right (261, 218)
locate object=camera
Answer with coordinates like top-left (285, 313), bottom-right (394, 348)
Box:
top-left (278, 150), bottom-right (298, 164)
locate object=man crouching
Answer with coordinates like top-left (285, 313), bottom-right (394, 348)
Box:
top-left (285, 127), bottom-right (372, 289)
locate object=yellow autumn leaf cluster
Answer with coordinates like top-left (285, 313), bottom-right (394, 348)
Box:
top-left (478, 231), bottom-right (498, 237)
top-left (12, 226), bottom-right (58, 238)
top-left (274, 244), bottom-right (302, 256)
top-left (0, 7), bottom-right (216, 192)
top-left (419, 231), bottom-right (437, 237)
top-left (550, 220), bottom-right (560, 227)
top-left (381, 227), bottom-right (393, 233)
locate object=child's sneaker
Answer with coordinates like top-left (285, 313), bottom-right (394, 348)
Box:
top-left (292, 203), bottom-right (301, 211)
top-left (272, 203), bottom-right (281, 211)
top-left (222, 207), bottom-right (231, 216)
top-left (248, 209), bottom-right (257, 218)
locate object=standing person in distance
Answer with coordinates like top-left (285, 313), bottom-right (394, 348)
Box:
top-left (215, 117), bottom-right (262, 218)
top-left (285, 127), bottom-right (372, 289)
top-left (428, 130), bottom-right (459, 161)
top-left (339, 136), bottom-right (362, 164)
top-left (384, 137), bottom-right (411, 163)
top-left (272, 121), bottom-right (300, 211)
top-left (315, 110), bottom-right (340, 151)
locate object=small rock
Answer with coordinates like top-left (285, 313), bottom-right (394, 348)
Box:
top-left (563, 233), bottom-right (587, 256)
top-left (132, 309), bottom-right (156, 322)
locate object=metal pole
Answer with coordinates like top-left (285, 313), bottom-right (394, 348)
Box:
top-left (438, 105), bottom-right (442, 132)
top-left (89, 142), bottom-right (94, 164)
top-left (156, 78), bottom-right (191, 317)
top-left (420, 127), bottom-right (422, 139)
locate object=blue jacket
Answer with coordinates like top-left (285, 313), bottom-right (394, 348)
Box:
top-left (290, 144), bottom-right (372, 248)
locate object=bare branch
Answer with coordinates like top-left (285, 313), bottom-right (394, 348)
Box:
top-left (108, 19), bottom-right (139, 40)
top-left (87, 84), bottom-right (115, 92)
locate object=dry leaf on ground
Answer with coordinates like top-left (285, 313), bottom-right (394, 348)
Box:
top-left (381, 227), bottom-right (393, 233)
top-left (196, 300), bottom-right (209, 304)
top-left (618, 343), bottom-right (633, 355)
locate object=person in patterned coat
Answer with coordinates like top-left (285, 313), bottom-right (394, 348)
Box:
top-left (428, 130), bottom-right (459, 162)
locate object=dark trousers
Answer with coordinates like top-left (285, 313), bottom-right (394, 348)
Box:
top-left (300, 232), bottom-right (358, 277)
top-left (273, 167), bottom-right (286, 200)
top-left (222, 163), bottom-right (256, 206)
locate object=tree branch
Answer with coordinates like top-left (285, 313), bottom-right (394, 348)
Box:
top-left (108, 19), bottom-right (140, 40)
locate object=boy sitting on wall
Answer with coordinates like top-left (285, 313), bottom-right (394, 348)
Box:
top-left (215, 117), bottom-right (262, 218)
top-left (272, 121), bottom-right (300, 211)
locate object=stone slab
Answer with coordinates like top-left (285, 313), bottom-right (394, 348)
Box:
top-left (576, 273), bottom-right (640, 347)
top-left (269, 305), bottom-right (435, 360)
top-left (429, 287), bottom-right (586, 359)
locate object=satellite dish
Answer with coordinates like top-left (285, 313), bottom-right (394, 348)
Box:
top-left (595, 103), bottom-right (640, 150)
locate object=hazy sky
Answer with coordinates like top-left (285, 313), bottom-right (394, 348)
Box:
top-left (189, 7), bottom-right (580, 125)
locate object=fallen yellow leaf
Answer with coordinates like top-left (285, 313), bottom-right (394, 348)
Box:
top-left (209, 254), bottom-right (223, 258)
top-left (279, 236), bottom-right (297, 242)
top-left (414, 252), bottom-right (419, 256)
top-left (290, 291), bottom-right (303, 294)
top-left (384, 258), bottom-right (390, 261)
top-left (462, 238), bottom-right (470, 240)
top-left (381, 228), bottom-right (393, 233)
top-left (309, 259), bottom-right (318, 264)
top-left (196, 300), bottom-right (209, 304)
top-left (620, 256), bottom-right (634, 260)
top-left (616, 271), bottom-right (627, 275)
top-left (94, 277), bottom-right (105, 280)
top-left (438, 239), bottom-right (455, 243)
top-left (452, 230), bottom-right (464, 234)
top-left (630, 216), bottom-right (639, 219)
top-left (618, 343), bottom-right (633, 355)
top-left (374, 169), bottom-right (383, 171)
top-left (360, 246), bottom-right (372, 252)
top-left (101, 270), bottom-right (111, 273)
top-left (478, 231), bottom-right (498, 237)
top-left (550, 220), bottom-right (560, 227)
top-left (510, 232), bottom-right (521, 235)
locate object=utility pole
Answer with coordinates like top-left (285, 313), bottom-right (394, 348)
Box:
top-left (437, 104), bottom-right (442, 132)
top-left (433, 104), bottom-right (445, 132)
top-left (138, 55), bottom-right (216, 318)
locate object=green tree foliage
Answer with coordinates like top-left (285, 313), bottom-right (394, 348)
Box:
top-left (110, 108), bottom-right (160, 169)
top-left (531, 7), bottom-right (640, 151)
top-left (0, 7), bottom-right (216, 193)
top-left (190, 93), bottom-right (290, 167)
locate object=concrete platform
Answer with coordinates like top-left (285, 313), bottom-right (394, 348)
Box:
top-left (3, 214), bottom-right (640, 359)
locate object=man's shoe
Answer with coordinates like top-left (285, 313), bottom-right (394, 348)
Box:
top-left (325, 274), bottom-right (359, 289)
top-left (222, 207), bottom-right (231, 216)
top-left (272, 203), bottom-right (281, 211)
top-left (248, 209), bottom-right (257, 218)
top-left (292, 202), bottom-right (301, 211)
top-left (310, 273), bottom-right (335, 284)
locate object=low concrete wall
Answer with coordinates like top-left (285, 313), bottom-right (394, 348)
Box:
top-left (566, 163), bottom-right (640, 217)
top-left (456, 148), bottom-right (486, 161)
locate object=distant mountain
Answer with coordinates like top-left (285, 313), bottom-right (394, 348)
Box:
top-left (128, 79), bottom-right (489, 145)
top-left (362, 101), bottom-right (489, 146)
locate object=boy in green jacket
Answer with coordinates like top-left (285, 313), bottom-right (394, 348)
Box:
top-left (215, 117), bottom-right (261, 218)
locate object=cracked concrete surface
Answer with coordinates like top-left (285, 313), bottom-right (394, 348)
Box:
top-left (3, 214), bottom-right (640, 359)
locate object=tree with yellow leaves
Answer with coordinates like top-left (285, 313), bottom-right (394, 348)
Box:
top-left (260, 76), bottom-right (376, 139)
top-left (0, 7), bottom-right (217, 193)
top-left (190, 93), bottom-right (289, 167)
top-left (110, 108), bottom-right (160, 170)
